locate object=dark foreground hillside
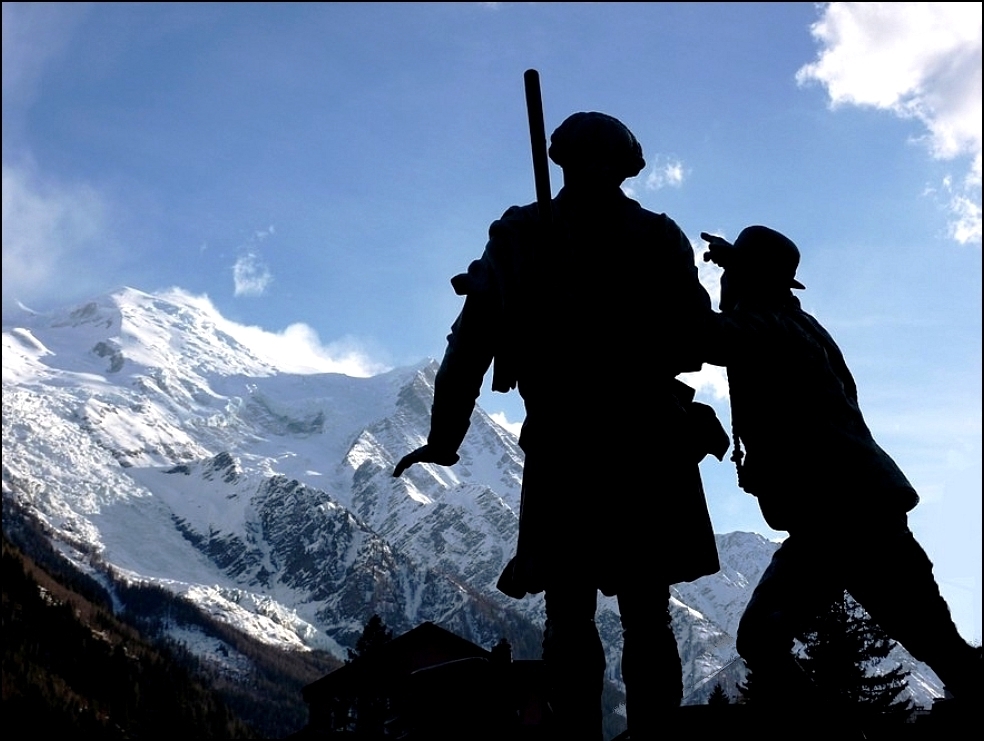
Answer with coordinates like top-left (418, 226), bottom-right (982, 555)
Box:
top-left (1, 504), bottom-right (340, 739)
top-left (2, 536), bottom-right (237, 736)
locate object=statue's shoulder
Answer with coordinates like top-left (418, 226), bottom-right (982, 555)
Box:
top-left (489, 202), bottom-right (539, 235)
top-left (614, 195), bottom-right (684, 237)
top-left (485, 202), bottom-right (540, 265)
top-left (643, 206), bottom-right (685, 238)
top-left (451, 203), bottom-right (537, 297)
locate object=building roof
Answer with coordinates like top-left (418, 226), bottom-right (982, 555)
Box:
top-left (302, 621), bottom-right (491, 702)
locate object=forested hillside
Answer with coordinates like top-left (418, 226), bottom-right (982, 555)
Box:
top-left (2, 505), bottom-right (340, 739)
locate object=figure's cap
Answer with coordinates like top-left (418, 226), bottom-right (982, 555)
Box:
top-left (548, 112), bottom-right (646, 180)
top-left (701, 225), bottom-right (806, 289)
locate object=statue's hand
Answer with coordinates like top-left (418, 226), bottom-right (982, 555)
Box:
top-left (700, 232), bottom-right (733, 268)
top-left (392, 445), bottom-right (460, 477)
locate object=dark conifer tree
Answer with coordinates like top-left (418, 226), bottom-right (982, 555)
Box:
top-left (799, 591), bottom-right (912, 716)
top-left (708, 682), bottom-right (731, 705)
top-left (346, 614), bottom-right (395, 736)
top-left (347, 613), bottom-right (394, 663)
top-left (736, 591), bottom-right (913, 718)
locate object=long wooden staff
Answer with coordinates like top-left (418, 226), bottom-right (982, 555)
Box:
top-left (524, 69), bottom-right (552, 227)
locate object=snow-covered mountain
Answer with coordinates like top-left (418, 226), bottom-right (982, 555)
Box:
top-left (1, 287), bottom-right (944, 706)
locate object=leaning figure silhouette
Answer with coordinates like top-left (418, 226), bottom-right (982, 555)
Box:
top-left (699, 226), bottom-right (980, 712)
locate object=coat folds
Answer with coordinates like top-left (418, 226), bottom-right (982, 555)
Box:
top-left (702, 295), bottom-right (919, 532)
top-left (427, 187), bottom-right (720, 597)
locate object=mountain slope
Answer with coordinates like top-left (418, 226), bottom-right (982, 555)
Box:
top-left (1, 287), bottom-right (944, 709)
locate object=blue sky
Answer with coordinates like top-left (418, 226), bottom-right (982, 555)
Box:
top-left (3, 3), bottom-right (980, 642)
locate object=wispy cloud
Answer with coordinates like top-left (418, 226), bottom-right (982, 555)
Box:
top-left (796, 2), bottom-right (982, 244)
top-left (645, 157), bottom-right (686, 190)
top-left (233, 250), bottom-right (273, 297)
top-left (162, 288), bottom-right (388, 377)
top-left (232, 225), bottom-right (277, 296)
top-left (1, 161), bottom-right (108, 311)
top-left (2, 5), bottom-right (111, 312)
top-left (943, 177), bottom-right (982, 244)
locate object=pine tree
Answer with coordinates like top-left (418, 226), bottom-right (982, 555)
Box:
top-left (345, 615), bottom-right (395, 736)
top-left (347, 613), bottom-right (394, 663)
top-left (708, 682), bottom-right (731, 705)
top-left (798, 591), bottom-right (912, 717)
top-left (737, 591), bottom-right (913, 718)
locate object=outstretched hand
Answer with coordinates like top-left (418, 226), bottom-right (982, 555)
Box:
top-left (392, 445), bottom-right (460, 477)
top-left (700, 232), bottom-right (733, 268)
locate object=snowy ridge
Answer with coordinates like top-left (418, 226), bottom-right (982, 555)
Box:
top-left (1, 287), bottom-right (944, 706)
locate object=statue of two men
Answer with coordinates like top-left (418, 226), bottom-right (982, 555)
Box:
top-left (393, 112), bottom-right (978, 738)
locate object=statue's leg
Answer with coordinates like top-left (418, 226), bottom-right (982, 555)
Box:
top-left (617, 585), bottom-right (679, 739)
top-left (845, 517), bottom-right (981, 700)
top-left (542, 585), bottom-right (605, 741)
top-left (736, 533), bottom-right (839, 708)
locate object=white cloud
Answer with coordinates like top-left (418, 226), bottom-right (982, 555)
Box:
top-left (1, 161), bottom-right (108, 310)
top-left (233, 226), bottom-right (278, 296)
top-left (679, 364), bottom-right (730, 402)
top-left (232, 251), bottom-right (273, 296)
top-left (2, 5), bottom-right (117, 313)
top-left (796, 3), bottom-right (982, 244)
top-left (162, 288), bottom-right (388, 377)
top-left (489, 411), bottom-right (522, 437)
top-left (947, 186), bottom-right (983, 244)
top-left (645, 157), bottom-right (686, 190)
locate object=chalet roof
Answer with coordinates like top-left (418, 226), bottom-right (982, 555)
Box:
top-left (302, 621), bottom-right (491, 702)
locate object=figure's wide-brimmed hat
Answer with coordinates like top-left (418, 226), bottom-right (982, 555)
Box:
top-left (701, 225), bottom-right (806, 290)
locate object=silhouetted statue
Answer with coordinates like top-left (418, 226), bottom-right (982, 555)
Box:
top-left (394, 110), bottom-right (727, 740)
top-left (700, 226), bottom-right (981, 711)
